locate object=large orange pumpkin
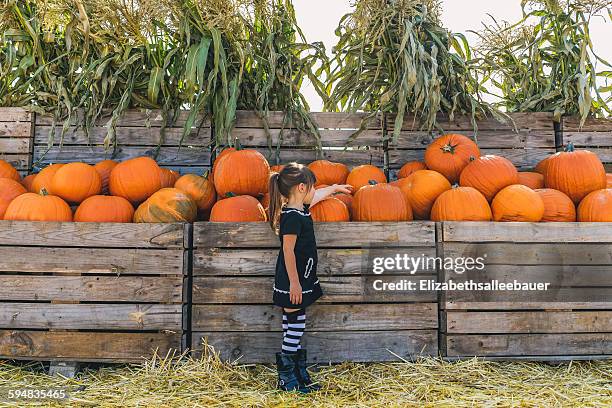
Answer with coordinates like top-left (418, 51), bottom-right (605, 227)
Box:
top-left (353, 182), bottom-right (411, 222)
top-left (74, 195), bottom-right (134, 223)
top-left (397, 161), bottom-right (427, 179)
top-left (607, 173), bottom-right (612, 188)
top-left (21, 174), bottom-right (36, 192)
top-left (159, 168), bottom-right (180, 188)
top-left (346, 165), bottom-right (386, 192)
top-left (134, 188), bottom-right (197, 223)
top-left (0, 159), bottom-right (20, 181)
top-left (535, 188), bottom-right (576, 222)
top-left (211, 147), bottom-right (236, 183)
top-left (333, 192), bottom-right (353, 217)
top-left (424, 134), bottom-right (480, 183)
top-left (4, 189), bottom-right (72, 222)
top-left (51, 162), bottom-right (102, 203)
top-left (174, 173), bottom-right (217, 212)
top-left (544, 144), bottom-right (606, 204)
top-left (308, 160), bottom-right (350, 186)
top-left (398, 170), bottom-right (451, 219)
top-left (213, 149), bottom-right (270, 198)
top-left (577, 189), bottom-right (612, 222)
top-left (31, 163), bottom-right (64, 194)
top-left (459, 155), bottom-right (518, 202)
top-left (210, 195), bottom-right (267, 222)
top-left (430, 187), bottom-right (492, 221)
top-left (517, 172), bottom-right (544, 190)
top-left (0, 178), bottom-right (27, 219)
top-left (310, 197), bottom-right (350, 222)
top-left (491, 185), bottom-right (544, 222)
top-left (535, 156), bottom-right (552, 176)
top-left (94, 160), bottom-right (118, 194)
top-left (109, 157), bottom-right (162, 203)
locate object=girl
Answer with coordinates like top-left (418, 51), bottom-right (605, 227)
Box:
top-left (269, 163), bottom-right (351, 393)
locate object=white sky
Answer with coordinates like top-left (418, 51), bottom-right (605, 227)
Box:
top-left (294, 0), bottom-right (612, 111)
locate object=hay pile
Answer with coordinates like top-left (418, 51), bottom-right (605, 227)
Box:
top-left (1, 347), bottom-right (611, 407)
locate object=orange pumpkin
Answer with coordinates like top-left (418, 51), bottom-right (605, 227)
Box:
top-left (213, 149), bottom-right (270, 198)
top-left (398, 170), bottom-right (451, 219)
top-left (491, 185), bottom-right (544, 222)
top-left (109, 157), bottom-right (162, 203)
top-left (535, 188), bottom-right (576, 222)
top-left (577, 189), bottom-right (612, 222)
top-left (308, 160), bottom-right (350, 186)
top-left (333, 192), bottom-right (353, 217)
top-left (159, 168), bottom-right (180, 188)
top-left (174, 173), bottom-right (217, 212)
top-left (535, 156), bottom-right (552, 176)
top-left (3, 189), bottom-right (72, 222)
top-left (134, 188), bottom-right (197, 223)
top-left (51, 162), bottom-right (102, 203)
top-left (21, 174), bottom-right (36, 192)
top-left (425, 134), bottom-right (480, 183)
top-left (353, 182), bottom-right (411, 222)
top-left (310, 197), bottom-right (350, 222)
top-left (74, 195), bottom-right (134, 223)
top-left (607, 173), bottom-right (612, 188)
top-left (388, 180), bottom-right (401, 187)
top-left (94, 160), bottom-right (118, 194)
top-left (270, 164), bottom-right (285, 173)
top-left (346, 165), bottom-right (386, 192)
top-left (517, 172), bottom-right (544, 190)
top-left (0, 178), bottom-right (27, 219)
top-left (0, 159), bottom-right (20, 181)
top-left (210, 195), bottom-right (267, 222)
top-left (544, 144), bottom-right (606, 204)
top-left (211, 147), bottom-right (236, 183)
top-left (397, 161), bottom-right (427, 179)
top-left (459, 155), bottom-right (518, 202)
top-left (32, 163), bottom-right (64, 194)
top-left (430, 187), bottom-right (492, 221)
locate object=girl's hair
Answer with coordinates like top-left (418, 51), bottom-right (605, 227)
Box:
top-left (269, 162), bottom-right (316, 232)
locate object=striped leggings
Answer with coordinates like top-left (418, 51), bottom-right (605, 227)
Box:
top-left (281, 309), bottom-right (306, 354)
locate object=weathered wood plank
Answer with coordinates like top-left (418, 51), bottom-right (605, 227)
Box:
top-left (192, 330), bottom-right (438, 363)
top-left (445, 287), bottom-right (611, 306)
top-left (193, 247), bottom-right (437, 276)
top-left (389, 112), bottom-right (554, 131)
top-left (35, 110), bottom-right (209, 128)
top-left (194, 222), bottom-right (436, 248)
top-left (445, 311), bottom-right (612, 334)
top-left (0, 154), bottom-right (29, 170)
top-left (389, 130), bottom-right (555, 149)
top-left (229, 128), bottom-right (384, 147)
top-left (0, 108), bottom-right (31, 122)
top-left (0, 122), bottom-right (31, 138)
top-left (563, 116), bottom-right (612, 132)
top-left (0, 221), bottom-right (186, 248)
top-left (0, 330), bottom-right (181, 362)
top-left (442, 222), bottom-right (612, 243)
top-left (192, 275), bottom-right (436, 303)
top-left (564, 131), bottom-right (612, 147)
top-left (0, 276), bottom-right (182, 302)
top-left (0, 247), bottom-right (184, 274)
top-left (252, 147), bottom-right (384, 167)
top-left (446, 333), bottom-right (612, 357)
top-left (192, 303), bottom-right (438, 331)
top-left (233, 111), bottom-right (383, 130)
top-left (444, 301), bottom-right (612, 310)
top-left (0, 303), bottom-right (182, 330)
top-left (0, 138), bottom-right (30, 154)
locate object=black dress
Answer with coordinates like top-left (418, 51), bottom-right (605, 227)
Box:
top-left (273, 205), bottom-right (323, 308)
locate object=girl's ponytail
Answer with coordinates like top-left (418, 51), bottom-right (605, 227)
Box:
top-left (268, 172), bottom-right (282, 233)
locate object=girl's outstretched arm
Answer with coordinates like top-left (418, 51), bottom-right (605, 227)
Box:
top-left (311, 184), bottom-right (353, 207)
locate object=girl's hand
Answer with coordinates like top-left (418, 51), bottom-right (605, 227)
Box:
top-left (332, 184), bottom-right (353, 195)
top-left (289, 281), bottom-right (303, 305)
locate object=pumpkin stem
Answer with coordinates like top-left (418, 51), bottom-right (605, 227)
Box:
top-left (368, 180), bottom-right (378, 185)
top-left (234, 137), bottom-right (242, 151)
top-left (226, 192), bottom-right (236, 198)
top-left (39, 188), bottom-right (49, 196)
top-left (469, 155), bottom-right (476, 161)
top-left (441, 143), bottom-right (456, 154)
top-left (564, 142), bottom-right (575, 152)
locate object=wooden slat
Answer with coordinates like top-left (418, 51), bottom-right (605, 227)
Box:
top-left (193, 247), bottom-right (437, 276)
top-left (192, 330), bottom-right (438, 363)
top-left (35, 110), bottom-right (209, 128)
top-left (233, 111), bottom-right (382, 130)
top-left (0, 138), bottom-right (30, 154)
top-left (230, 128), bottom-right (384, 147)
top-left (389, 130), bottom-right (555, 149)
top-left (563, 117), bottom-right (612, 132)
top-left (444, 301), bottom-right (612, 310)
top-left (0, 303), bottom-right (182, 330)
top-left (389, 112), bottom-right (554, 131)
top-left (446, 333), bottom-right (612, 357)
top-left (192, 275), bottom-right (436, 304)
top-left (194, 222), bottom-right (436, 248)
top-left (0, 108), bottom-right (31, 122)
top-left (0, 221), bottom-right (186, 248)
top-left (442, 222), bottom-right (612, 243)
top-left (0, 330), bottom-right (180, 362)
top-left (192, 303), bottom-right (438, 331)
top-left (445, 287), bottom-right (610, 306)
top-left (0, 276), bottom-right (182, 302)
top-left (0, 154), bottom-right (29, 170)
top-left (445, 311), bottom-right (612, 334)
top-left (0, 247), bottom-right (184, 274)
top-left (564, 131), bottom-right (612, 147)
top-left (252, 147), bottom-right (384, 167)
top-left (0, 122), bottom-right (31, 137)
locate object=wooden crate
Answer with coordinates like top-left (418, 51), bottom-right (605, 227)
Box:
top-left (562, 116), bottom-right (612, 171)
top-left (224, 111), bottom-right (385, 168)
top-left (0, 221), bottom-right (189, 363)
top-left (0, 107), bottom-right (33, 175)
top-left (440, 222), bottom-right (612, 360)
top-left (191, 222), bottom-right (439, 363)
top-left (387, 112), bottom-right (557, 173)
top-left (34, 110), bottom-right (212, 175)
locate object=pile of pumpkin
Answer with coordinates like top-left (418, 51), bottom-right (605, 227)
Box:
top-left (0, 133), bottom-right (611, 223)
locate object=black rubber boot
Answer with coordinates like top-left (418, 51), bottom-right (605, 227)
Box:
top-left (276, 352), bottom-right (309, 393)
top-left (294, 349), bottom-right (321, 391)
